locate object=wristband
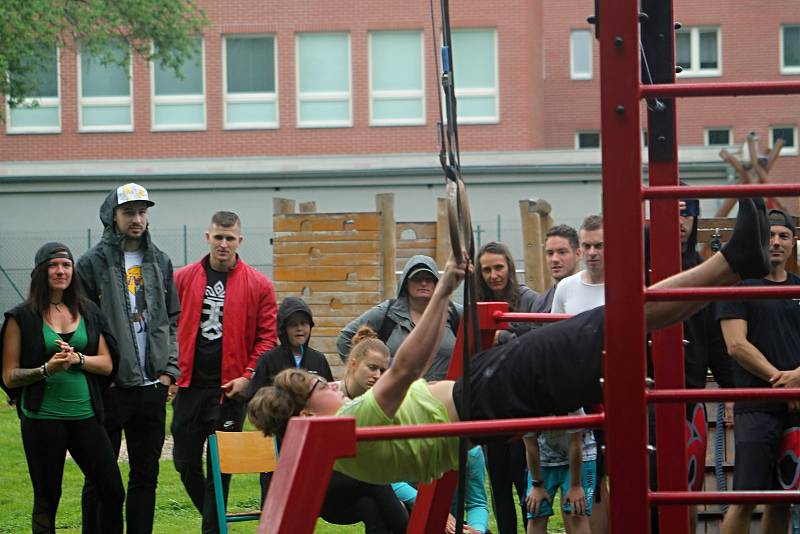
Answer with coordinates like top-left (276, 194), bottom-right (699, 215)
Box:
top-left (531, 479), bottom-right (544, 488)
top-left (76, 352), bottom-right (85, 367)
top-left (41, 363), bottom-right (50, 379)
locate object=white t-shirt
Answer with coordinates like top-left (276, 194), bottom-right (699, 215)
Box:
top-left (124, 250), bottom-right (155, 385)
top-left (550, 270), bottom-right (605, 315)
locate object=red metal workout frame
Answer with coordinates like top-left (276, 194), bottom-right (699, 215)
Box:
top-left (256, 2), bottom-right (800, 533)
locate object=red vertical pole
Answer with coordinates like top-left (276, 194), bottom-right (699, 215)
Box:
top-left (598, 1), bottom-right (650, 532)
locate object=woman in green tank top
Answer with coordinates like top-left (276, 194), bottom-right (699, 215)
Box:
top-left (1, 242), bottom-right (124, 534)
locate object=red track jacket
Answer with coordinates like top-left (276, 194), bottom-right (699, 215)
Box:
top-left (174, 255), bottom-right (277, 387)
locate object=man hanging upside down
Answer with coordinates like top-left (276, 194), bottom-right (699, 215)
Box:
top-left (248, 198), bottom-right (770, 486)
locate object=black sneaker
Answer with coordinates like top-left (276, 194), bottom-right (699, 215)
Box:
top-left (721, 197), bottom-right (769, 280)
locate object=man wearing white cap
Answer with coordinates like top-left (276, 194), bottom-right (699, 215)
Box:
top-left (78, 183), bottom-right (180, 534)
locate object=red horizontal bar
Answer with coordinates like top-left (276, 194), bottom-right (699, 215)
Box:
top-left (650, 491), bottom-right (800, 505)
top-left (643, 183), bottom-right (800, 200)
top-left (492, 311), bottom-right (573, 323)
top-left (648, 387), bottom-right (800, 403)
top-left (646, 286), bottom-right (800, 302)
top-left (354, 414), bottom-right (605, 441)
top-left (640, 80), bottom-right (800, 98)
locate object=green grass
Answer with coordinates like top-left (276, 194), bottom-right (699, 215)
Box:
top-left (0, 402), bottom-right (563, 532)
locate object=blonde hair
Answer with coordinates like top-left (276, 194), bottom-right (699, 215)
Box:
top-left (247, 368), bottom-right (315, 438)
top-left (349, 326), bottom-right (389, 363)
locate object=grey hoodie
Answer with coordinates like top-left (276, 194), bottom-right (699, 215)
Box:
top-left (77, 189), bottom-right (180, 387)
top-left (336, 255), bottom-right (462, 380)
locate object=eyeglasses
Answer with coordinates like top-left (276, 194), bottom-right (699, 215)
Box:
top-left (305, 377), bottom-right (329, 401)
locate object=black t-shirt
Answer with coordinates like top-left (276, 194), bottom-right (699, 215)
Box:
top-left (191, 263), bottom-right (228, 387)
top-left (717, 274), bottom-right (800, 413)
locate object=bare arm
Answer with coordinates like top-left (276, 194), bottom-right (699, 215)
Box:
top-left (2, 318), bottom-right (44, 388)
top-left (523, 435), bottom-right (550, 516)
top-left (371, 256), bottom-right (465, 418)
top-left (565, 431), bottom-right (587, 515)
top-left (720, 318), bottom-right (779, 382)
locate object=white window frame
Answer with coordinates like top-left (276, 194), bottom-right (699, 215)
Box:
top-left (570, 29), bottom-right (593, 80)
top-left (450, 28), bottom-right (499, 125)
top-left (6, 50), bottom-right (61, 134)
top-left (676, 26), bottom-right (722, 78)
top-left (770, 125), bottom-right (798, 156)
top-left (575, 130), bottom-right (601, 150)
top-left (780, 25), bottom-right (800, 75)
top-left (77, 44), bottom-right (133, 133)
top-left (150, 39), bottom-right (206, 132)
top-left (223, 34), bottom-right (279, 130)
top-left (296, 32), bottom-right (352, 128)
top-left (368, 31), bottom-right (425, 127)
top-left (704, 127), bottom-right (732, 146)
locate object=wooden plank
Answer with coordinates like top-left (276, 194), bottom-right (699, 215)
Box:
top-left (273, 213), bottom-right (380, 232)
top-left (308, 304), bottom-right (375, 316)
top-left (274, 253), bottom-right (381, 267)
top-left (377, 193), bottom-right (396, 301)
top-left (272, 231), bottom-right (380, 243)
top-left (273, 198), bottom-right (295, 215)
top-left (274, 265), bottom-right (380, 282)
top-left (274, 280), bottom-right (381, 293)
top-left (435, 198), bottom-right (450, 268)
top-left (285, 293), bottom-right (382, 306)
top-left (519, 199), bottom-right (553, 293)
top-left (312, 337), bottom-right (340, 353)
top-left (396, 223), bottom-right (437, 240)
top-left (273, 241), bottom-right (382, 255)
top-left (396, 238), bottom-right (436, 250)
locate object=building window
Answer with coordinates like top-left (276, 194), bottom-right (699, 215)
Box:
top-left (570, 29), bottom-right (593, 80)
top-left (676, 27), bottom-right (721, 77)
top-left (771, 126), bottom-right (798, 156)
top-left (79, 41), bottom-right (132, 132)
top-left (152, 38), bottom-right (205, 131)
top-left (576, 131), bottom-right (601, 149)
top-left (451, 28), bottom-right (498, 124)
top-left (705, 128), bottom-right (732, 146)
top-left (224, 36), bottom-right (277, 129)
top-left (7, 48), bottom-right (60, 134)
top-left (369, 31), bottom-right (424, 126)
top-left (297, 33), bottom-right (351, 127)
top-left (781, 25), bottom-right (800, 74)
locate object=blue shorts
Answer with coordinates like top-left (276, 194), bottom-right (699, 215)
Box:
top-left (526, 460), bottom-right (596, 519)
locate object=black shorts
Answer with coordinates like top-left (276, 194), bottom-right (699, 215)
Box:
top-left (733, 411), bottom-right (800, 491)
top-left (452, 306), bottom-right (605, 441)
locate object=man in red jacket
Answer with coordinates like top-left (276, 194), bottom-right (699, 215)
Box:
top-left (172, 211), bottom-right (277, 534)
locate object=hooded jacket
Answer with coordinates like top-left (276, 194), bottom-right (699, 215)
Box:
top-left (174, 254), bottom-right (277, 387)
top-left (336, 255), bottom-right (462, 381)
top-left (77, 189), bottom-right (180, 387)
top-left (246, 296), bottom-right (333, 398)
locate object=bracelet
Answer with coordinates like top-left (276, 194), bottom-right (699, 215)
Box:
top-left (40, 363), bottom-right (50, 379)
top-left (76, 352), bottom-right (85, 367)
top-left (531, 479), bottom-right (544, 488)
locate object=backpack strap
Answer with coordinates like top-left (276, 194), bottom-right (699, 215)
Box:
top-left (377, 299), bottom-right (397, 343)
top-left (446, 302), bottom-right (461, 335)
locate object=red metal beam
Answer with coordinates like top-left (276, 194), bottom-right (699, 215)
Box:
top-left (640, 80), bottom-right (800, 98)
top-left (598, 0), bottom-right (651, 531)
top-left (493, 311), bottom-right (572, 323)
top-left (643, 183), bottom-right (800, 199)
top-left (648, 387), bottom-right (800, 403)
top-left (650, 491), bottom-right (800, 505)
top-left (355, 414), bottom-right (605, 441)
top-left (646, 286), bottom-right (800, 301)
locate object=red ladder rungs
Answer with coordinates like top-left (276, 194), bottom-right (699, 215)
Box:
top-left (646, 286), bottom-right (800, 301)
top-left (644, 183), bottom-right (800, 200)
top-left (650, 492), bottom-right (800, 505)
top-left (648, 387), bottom-right (800, 403)
top-left (640, 80), bottom-right (800, 98)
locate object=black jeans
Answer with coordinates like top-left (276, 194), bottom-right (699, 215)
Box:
top-left (321, 472), bottom-right (408, 534)
top-left (82, 383), bottom-right (168, 534)
top-left (21, 414), bottom-right (124, 534)
top-left (484, 440), bottom-right (528, 534)
top-left (171, 387), bottom-right (246, 534)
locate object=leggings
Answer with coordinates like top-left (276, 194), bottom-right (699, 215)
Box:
top-left (320, 472), bottom-right (408, 534)
top-left (21, 414), bottom-right (124, 534)
top-left (485, 439), bottom-right (528, 534)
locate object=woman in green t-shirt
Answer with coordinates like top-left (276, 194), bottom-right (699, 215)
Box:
top-left (1, 242), bottom-right (124, 534)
